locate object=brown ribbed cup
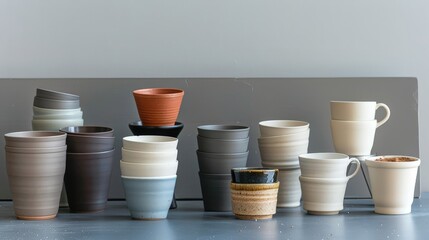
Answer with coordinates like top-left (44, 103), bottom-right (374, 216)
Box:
top-left (133, 88), bottom-right (184, 126)
top-left (230, 182), bottom-right (279, 220)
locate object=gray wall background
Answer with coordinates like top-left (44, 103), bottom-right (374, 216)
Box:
top-left (0, 1), bottom-right (427, 192)
top-left (0, 78), bottom-right (419, 199)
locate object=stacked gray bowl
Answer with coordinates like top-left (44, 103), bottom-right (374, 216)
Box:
top-left (196, 125), bottom-right (250, 211)
top-left (32, 88), bottom-right (84, 131)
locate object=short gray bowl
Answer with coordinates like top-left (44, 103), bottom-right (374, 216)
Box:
top-left (199, 172), bottom-right (232, 212)
top-left (60, 126), bottom-right (114, 137)
top-left (33, 96), bottom-right (80, 109)
top-left (66, 135), bottom-right (115, 153)
top-left (197, 151), bottom-right (248, 174)
top-left (197, 125), bottom-right (250, 139)
top-left (36, 88), bottom-right (80, 101)
top-left (197, 135), bottom-right (249, 153)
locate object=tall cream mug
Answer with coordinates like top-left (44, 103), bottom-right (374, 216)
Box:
top-left (330, 119), bottom-right (377, 156)
top-left (330, 101), bottom-right (390, 127)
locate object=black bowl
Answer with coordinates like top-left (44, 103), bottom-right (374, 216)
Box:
top-left (231, 167), bottom-right (278, 184)
top-left (128, 121), bottom-right (184, 138)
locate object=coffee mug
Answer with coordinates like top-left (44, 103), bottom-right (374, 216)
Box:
top-left (330, 101), bottom-right (390, 127)
top-left (330, 119), bottom-right (377, 156)
top-left (299, 152), bottom-right (360, 178)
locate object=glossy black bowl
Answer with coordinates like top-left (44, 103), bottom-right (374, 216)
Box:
top-left (231, 167), bottom-right (279, 184)
top-left (128, 121), bottom-right (184, 138)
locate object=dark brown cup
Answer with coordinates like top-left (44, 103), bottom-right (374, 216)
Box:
top-left (64, 149), bottom-right (115, 213)
top-left (66, 134), bottom-right (115, 153)
top-left (60, 126), bottom-right (114, 137)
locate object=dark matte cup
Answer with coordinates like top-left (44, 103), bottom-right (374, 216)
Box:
top-left (33, 96), bottom-right (80, 109)
top-left (129, 121), bottom-right (184, 138)
top-left (66, 134), bottom-right (115, 153)
top-left (197, 135), bottom-right (249, 153)
top-left (60, 126), bottom-right (114, 137)
top-left (36, 88), bottom-right (80, 101)
top-left (64, 149), bottom-right (115, 213)
top-left (199, 172), bottom-right (232, 212)
top-left (197, 151), bottom-right (248, 174)
top-left (197, 125), bottom-right (250, 139)
top-left (231, 167), bottom-right (279, 184)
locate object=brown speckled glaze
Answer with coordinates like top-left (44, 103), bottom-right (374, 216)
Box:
top-left (230, 182), bottom-right (279, 220)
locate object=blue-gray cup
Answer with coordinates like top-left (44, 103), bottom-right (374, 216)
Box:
top-left (122, 175), bottom-right (176, 220)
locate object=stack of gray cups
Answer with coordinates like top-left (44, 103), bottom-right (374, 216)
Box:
top-left (32, 88), bottom-right (84, 131)
top-left (258, 120), bottom-right (310, 208)
top-left (196, 125), bottom-right (250, 211)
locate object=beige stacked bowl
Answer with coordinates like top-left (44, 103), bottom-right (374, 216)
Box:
top-left (258, 120), bottom-right (310, 207)
top-left (4, 131), bottom-right (67, 220)
top-left (120, 135), bottom-right (179, 220)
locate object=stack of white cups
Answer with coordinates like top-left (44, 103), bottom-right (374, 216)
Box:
top-left (330, 101), bottom-right (390, 156)
top-left (258, 120), bottom-right (310, 207)
top-left (299, 153), bottom-right (360, 215)
top-left (120, 136), bottom-right (178, 220)
top-left (32, 88), bottom-right (84, 131)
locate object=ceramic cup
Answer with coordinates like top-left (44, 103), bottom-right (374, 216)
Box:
top-left (60, 126), bottom-right (114, 137)
top-left (197, 151), bottom-right (248, 174)
top-left (276, 167), bottom-right (302, 208)
top-left (122, 148), bottom-right (178, 164)
top-left (197, 135), bottom-right (249, 154)
top-left (33, 106), bottom-right (82, 115)
top-left (231, 167), bottom-right (278, 184)
top-left (330, 120), bottom-right (378, 156)
top-left (64, 149), bottom-right (115, 213)
top-left (258, 140), bottom-right (309, 163)
top-left (36, 88), bottom-right (80, 101)
top-left (199, 172), bottom-right (232, 212)
top-left (5, 145), bottom-right (67, 220)
top-left (258, 129), bottom-right (310, 144)
top-left (123, 136), bottom-right (178, 152)
top-left (133, 88), bottom-right (184, 126)
top-left (230, 182), bottom-right (280, 220)
top-left (33, 96), bottom-right (80, 109)
top-left (299, 152), bottom-right (360, 178)
top-left (66, 134), bottom-right (115, 153)
top-left (299, 176), bottom-right (350, 215)
top-left (197, 125), bottom-right (250, 139)
top-left (259, 120), bottom-right (309, 137)
top-left (330, 101), bottom-right (390, 125)
top-left (129, 121), bottom-right (184, 137)
top-left (365, 155), bottom-right (420, 215)
top-left (120, 160), bottom-right (178, 177)
top-left (5, 131), bottom-right (66, 148)
top-left (122, 175), bottom-right (176, 220)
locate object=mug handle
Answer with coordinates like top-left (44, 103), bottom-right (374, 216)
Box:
top-left (376, 103), bottom-right (391, 128)
top-left (347, 158), bottom-right (361, 179)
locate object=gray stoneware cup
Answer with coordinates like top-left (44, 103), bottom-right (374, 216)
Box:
top-left (197, 150), bottom-right (249, 174)
top-left (199, 172), bottom-right (232, 212)
top-left (197, 125), bottom-right (250, 139)
top-left (5, 145), bottom-right (67, 220)
top-left (197, 135), bottom-right (249, 154)
top-left (122, 176), bottom-right (176, 220)
top-left (36, 88), bottom-right (80, 101)
top-left (5, 131), bottom-right (67, 148)
top-left (66, 134), bottom-right (115, 153)
top-left (60, 126), bottom-right (114, 137)
top-left (33, 96), bottom-right (80, 109)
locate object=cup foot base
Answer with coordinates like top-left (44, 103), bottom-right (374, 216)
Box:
top-left (17, 214), bottom-right (56, 220)
top-left (69, 209), bottom-right (105, 214)
top-left (277, 202), bottom-right (301, 208)
top-left (307, 210), bottom-right (339, 215)
top-left (132, 217), bottom-right (166, 221)
top-left (374, 206), bottom-right (411, 215)
top-left (234, 214), bottom-right (273, 220)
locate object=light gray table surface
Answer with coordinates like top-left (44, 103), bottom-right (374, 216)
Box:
top-left (0, 194), bottom-right (428, 240)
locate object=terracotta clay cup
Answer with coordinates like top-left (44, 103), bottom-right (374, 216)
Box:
top-left (5, 145), bottom-right (67, 220)
top-left (133, 88), bottom-right (184, 126)
top-left (64, 149), bottom-right (115, 213)
top-left (230, 182), bottom-right (280, 220)
top-left (129, 121), bottom-right (184, 138)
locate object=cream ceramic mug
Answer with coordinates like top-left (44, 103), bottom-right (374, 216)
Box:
top-left (298, 152), bottom-right (360, 178)
top-left (330, 119), bottom-right (377, 156)
top-left (330, 101), bottom-right (390, 127)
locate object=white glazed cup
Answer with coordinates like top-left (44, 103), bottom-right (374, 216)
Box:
top-left (258, 129), bottom-right (310, 145)
top-left (330, 119), bottom-right (378, 156)
top-left (330, 101), bottom-right (390, 127)
top-left (277, 167), bottom-right (301, 208)
top-left (299, 152), bottom-right (360, 179)
top-left (299, 176), bottom-right (349, 215)
top-left (259, 120), bottom-right (309, 137)
top-left (122, 136), bottom-right (178, 152)
top-left (120, 160), bottom-right (178, 177)
top-left (365, 155), bottom-right (420, 215)
top-left (121, 148), bottom-right (178, 164)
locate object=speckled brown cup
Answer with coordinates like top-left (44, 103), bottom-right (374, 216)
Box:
top-left (230, 182), bottom-right (279, 220)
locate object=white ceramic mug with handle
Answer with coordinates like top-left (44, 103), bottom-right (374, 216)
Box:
top-left (330, 101), bottom-right (390, 128)
top-left (298, 152), bottom-right (360, 179)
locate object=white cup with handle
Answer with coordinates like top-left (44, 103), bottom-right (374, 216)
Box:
top-left (298, 152), bottom-right (360, 179)
top-left (330, 101), bottom-right (390, 127)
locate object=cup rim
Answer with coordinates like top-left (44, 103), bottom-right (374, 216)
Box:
top-left (5, 131), bottom-right (66, 139)
top-left (365, 155), bottom-right (421, 168)
top-left (197, 124), bottom-right (249, 132)
top-left (299, 152), bottom-right (350, 161)
top-left (133, 88), bottom-right (184, 97)
top-left (60, 126), bottom-right (114, 135)
top-left (330, 100), bottom-right (376, 104)
top-left (259, 120), bottom-right (310, 129)
top-left (36, 88), bottom-right (80, 100)
top-left (121, 175), bottom-right (177, 180)
top-left (122, 147), bottom-right (178, 154)
top-left (120, 159), bottom-right (178, 166)
top-left (123, 135), bottom-right (177, 144)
